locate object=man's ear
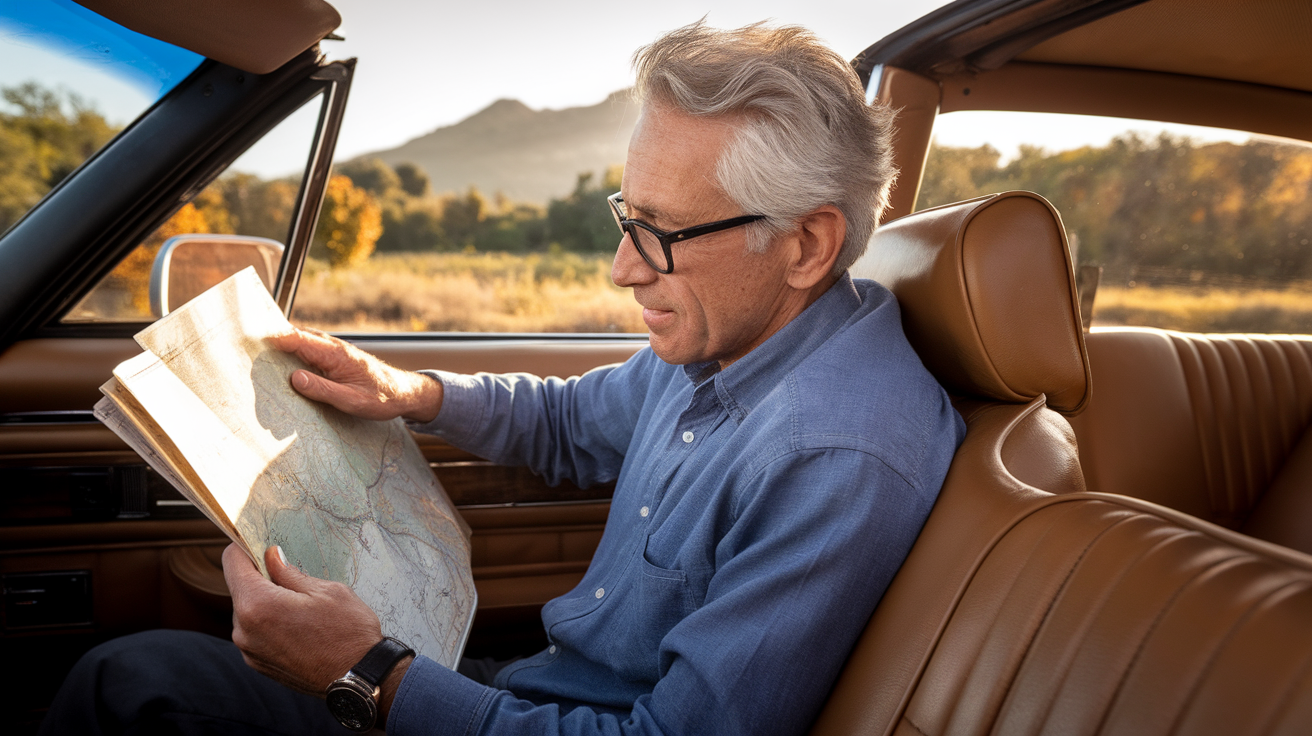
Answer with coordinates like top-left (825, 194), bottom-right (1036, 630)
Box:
top-left (785, 205), bottom-right (846, 290)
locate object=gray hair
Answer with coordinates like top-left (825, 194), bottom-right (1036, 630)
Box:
top-left (632, 21), bottom-right (896, 273)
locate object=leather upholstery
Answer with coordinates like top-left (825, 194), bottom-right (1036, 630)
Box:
top-left (1071, 327), bottom-right (1312, 553)
top-left (855, 191), bottom-right (1091, 414)
top-left (813, 197), bottom-right (1312, 735)
top-left (813, 399), bottom-right (1312, 736)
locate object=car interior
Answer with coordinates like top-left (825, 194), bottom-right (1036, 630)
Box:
top-left (3, 0), bottom-right (1312, 733)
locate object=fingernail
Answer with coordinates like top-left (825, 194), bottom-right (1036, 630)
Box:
top-left (293, 372), bottom-right (309, 390)
top-left (276, 546), bottom-right (288, 566)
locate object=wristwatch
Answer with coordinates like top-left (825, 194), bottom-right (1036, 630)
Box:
top-left (325, 637), bottom-right (415, 732)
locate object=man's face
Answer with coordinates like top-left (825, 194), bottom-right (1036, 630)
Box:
top-left (611, 105), bottom-right (799, 368)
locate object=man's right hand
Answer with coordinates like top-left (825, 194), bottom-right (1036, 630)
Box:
top-left (269, 327), bottom-right (443, 424)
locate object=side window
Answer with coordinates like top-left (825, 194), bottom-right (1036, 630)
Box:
top-left (0, 0), bottom-right (201, 236)
top-left (62, 94), bottom-right (325, 323)
top-left (289, 97), bottom-right (644, 335)
top-left (919, 111), bottom-right (1312, 334)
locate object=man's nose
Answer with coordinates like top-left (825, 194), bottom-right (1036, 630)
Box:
top-left (611, 231), bottom-right (657, 287)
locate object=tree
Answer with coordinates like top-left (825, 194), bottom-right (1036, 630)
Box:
top-left (311, 175), bottom-right (383, 268)
top-left (335, 158), bottom-right (400, 198)
top-left (546, 166), bottom-right (622, 252)
top-left (395, 162), bottom-right (430, 197)
top-left (440, 187), bottom-right (489, 250)
top-left (0, 83), bottom-right (118, 232)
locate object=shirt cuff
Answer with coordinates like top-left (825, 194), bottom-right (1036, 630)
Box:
top-left (387, 655), bottom-right (496, 736)
top-left (406, 370), bottom-right (487, 441)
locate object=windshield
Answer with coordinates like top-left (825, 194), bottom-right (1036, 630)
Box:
top-left (0, 0), bottom-right (203, 233)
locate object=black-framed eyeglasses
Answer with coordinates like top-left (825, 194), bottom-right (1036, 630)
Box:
top-left (608, 192), bottom-right (765, 274)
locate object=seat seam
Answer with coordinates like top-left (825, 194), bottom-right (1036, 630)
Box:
top-left (972, 510), bottom-right (1152, 735)
top-left (1255, 601), bottom-right (1312, 736)
top-left (976, 503), bottom-right (1138, 734)
top-left (1166, 577), bottom-right (1312, 736)
top-left (1094, 547), bottom-right (1262, 736)
top-left (1171, 335), bottom-right (1229, 522)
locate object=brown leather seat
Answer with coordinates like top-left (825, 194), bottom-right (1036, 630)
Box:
top-left (817, 192), bottom-right (1312, 735)
top-left (1072, 327), bottom-right (1312, 554)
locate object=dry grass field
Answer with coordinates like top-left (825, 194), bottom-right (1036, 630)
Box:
top-left (1093, 284), bottom-right (1312, 334)
top-left (292, 251), bottom-right (646, 333)
top-left (292, 252), bottom-right (1312, 336)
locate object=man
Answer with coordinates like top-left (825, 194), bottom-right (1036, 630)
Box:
top-left (43, 21), bottom-right (963, 736)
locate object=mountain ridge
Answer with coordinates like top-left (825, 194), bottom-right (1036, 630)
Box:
top-left (356, 90), bottom-right (639, 204)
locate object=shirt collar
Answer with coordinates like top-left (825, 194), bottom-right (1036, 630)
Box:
top-left (681, 273), bottom-right (863, 423)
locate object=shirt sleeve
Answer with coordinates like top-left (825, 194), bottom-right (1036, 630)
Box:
top-left (405, 350), bottom-right (659, 488)
top-left (386, 447), bottom-right (938, 736)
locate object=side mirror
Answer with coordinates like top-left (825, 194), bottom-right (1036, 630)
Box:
top-left (149, 234), bottom-right (285, 317)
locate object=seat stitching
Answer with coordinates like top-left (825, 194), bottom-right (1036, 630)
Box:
top-left (1095, 547), bottom-right (1264, 736)
top-left (1231, 337), bottom-right (1269, 516)
top-left (984, 511), bottom-right (1165, 735)
top-left (1166, 577), bottom-right (1312, 736)
top-left (1211, 338), bottom-right (1247, 527)
top-left (1255, 598), bottom-right (1312, 736)
top-left (942, 503), bottom-right (1112, 735)
top-left (902, 714), bottom-right (931, 736)
top-left (1171, 335), bottom-right (1228, 522)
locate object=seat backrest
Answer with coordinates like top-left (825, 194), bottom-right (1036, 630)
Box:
top-left (818, 193), bottom-right (1312, 735)
top-left (1071, 327), bottom-right (1312, 553)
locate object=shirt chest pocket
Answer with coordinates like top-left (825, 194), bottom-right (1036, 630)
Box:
top-left (608, 544), bottom-right (699, 682)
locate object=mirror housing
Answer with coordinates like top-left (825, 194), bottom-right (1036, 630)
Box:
top-left (149, 234), bottom-right (285, 317)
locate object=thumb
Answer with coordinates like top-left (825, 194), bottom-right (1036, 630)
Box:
top-left (265, 545), bottom-right (319, 594)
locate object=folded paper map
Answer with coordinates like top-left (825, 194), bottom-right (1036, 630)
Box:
top-left (94, 267), bottom-right (476, 668)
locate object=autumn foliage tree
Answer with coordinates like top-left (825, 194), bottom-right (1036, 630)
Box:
top-left (310, 174), bottom-right (383, 268)
top-left (0, 83), bottom-right (118, 232)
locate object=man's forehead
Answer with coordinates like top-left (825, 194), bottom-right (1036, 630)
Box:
top-left (624, 105), bottom-right (738, 224)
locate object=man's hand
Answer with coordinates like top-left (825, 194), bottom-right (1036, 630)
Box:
top-left (223, 544), bottom-right (404, 697)
top-left (270, 327), bottom-right (442, 423)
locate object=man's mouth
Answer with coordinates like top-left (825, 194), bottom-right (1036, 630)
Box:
top-left (641, 306), bottom-right (675, 330)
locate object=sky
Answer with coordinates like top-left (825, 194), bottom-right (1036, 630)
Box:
top-left (317, 0), bottom-right (955, 160)
top-left (2, 0), bottom-right (1264, 178)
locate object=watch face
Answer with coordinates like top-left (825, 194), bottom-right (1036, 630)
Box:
top-left (327, 686), bottom-right (377, 732)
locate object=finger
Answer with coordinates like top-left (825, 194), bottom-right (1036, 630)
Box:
top-left (285, 328), bottom-right (356, 371)
top-left (223, 543), bottom-right (281, 606)
top-left (289, 369), bottom-right (365, 414)
top-left (266, 328), bottom-right (307, 354)
top-left (265, 545), bottom-right (320, 595)
top-left (221, 543), bottom-right (261, 595)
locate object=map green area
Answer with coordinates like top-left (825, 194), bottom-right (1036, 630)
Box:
top-left (94, 268), bottom-right (475, 667)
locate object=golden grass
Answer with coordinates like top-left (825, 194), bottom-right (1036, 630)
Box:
top-left (1094, 284), bottom-right (1312, 334)
top-left (294, 253), bottom-right (1312, 336)
top-left (292, 251), bottom-right (647, 333)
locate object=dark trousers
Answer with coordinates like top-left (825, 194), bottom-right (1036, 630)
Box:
top-left (39, 630), bottom-right (514, 735)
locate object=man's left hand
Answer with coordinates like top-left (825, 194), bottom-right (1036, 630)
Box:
top-left (222, 544), bottom-right (385, 696)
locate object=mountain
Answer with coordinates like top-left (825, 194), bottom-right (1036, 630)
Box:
top-left (357, 90), bottom-right (639, 204)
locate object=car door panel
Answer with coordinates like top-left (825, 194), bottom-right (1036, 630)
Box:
top-left (1, 336), bottom-right (641, 676)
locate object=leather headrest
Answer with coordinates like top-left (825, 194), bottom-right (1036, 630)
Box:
top-left (853, 191), bottom-right (1091, 414)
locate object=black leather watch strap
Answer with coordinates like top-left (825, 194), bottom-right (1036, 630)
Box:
top-left (351, 637), bottom-right (414, 686)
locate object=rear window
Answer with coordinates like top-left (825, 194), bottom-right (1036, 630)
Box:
top-left (919, 111), bottom-right (1312, 334)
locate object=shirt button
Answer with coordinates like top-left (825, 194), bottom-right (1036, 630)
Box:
top-left (595, 588), bottom-right (605, 599)
top-left (549, 645), bottom-right (557, 654)
top-left (682, 431), bottom-right (694, 443)
top-left (640, 506), bottom-right (649, 518)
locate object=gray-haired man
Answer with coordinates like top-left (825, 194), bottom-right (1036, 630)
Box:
top-left (45, 21), bottom-right (963, 736)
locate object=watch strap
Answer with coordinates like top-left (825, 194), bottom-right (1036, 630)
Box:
top-left (351, 637), bottom-right (414, 686)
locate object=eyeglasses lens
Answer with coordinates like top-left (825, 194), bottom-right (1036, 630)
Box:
top-left (628, 226), bottom-right (669, 271)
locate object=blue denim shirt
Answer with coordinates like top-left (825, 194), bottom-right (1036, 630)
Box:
top-left (391, 275), bottom-right (965, 736)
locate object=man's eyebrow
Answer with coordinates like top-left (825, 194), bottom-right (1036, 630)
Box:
top-left (626, 200), bottom-right (674, 225)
